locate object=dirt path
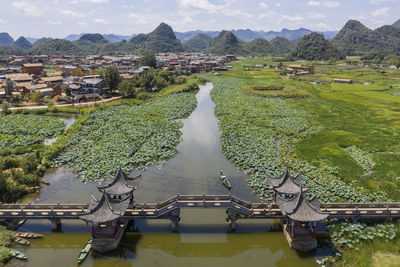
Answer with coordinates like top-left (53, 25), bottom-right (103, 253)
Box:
top-left (1, 96), bottom-right (123, 111)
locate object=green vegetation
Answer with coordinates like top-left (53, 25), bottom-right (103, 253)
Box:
top-left (207, 58), bottom-right (400, 265)
top-left (53, 93), bottom-right (197, 181)
top-left (13, 36), bottom-right (32, 50)
top-left (245, 38), bottom-right (281, 57)
top-left (184, 33), bottom-right (214, 52)
top-left (206, 30), bottom-right (283, 56)
top-left (0, 227), bottom-right (12, 265)
top-left (333, 20), bottom-right (400, 56)
top-left (393, 19), bottom-right (400, 29)
top-left (0, 114), bottom-right (66, 202)
top-left (139, 51), bottom-right (157, 68)
top-left (0, 33), bottom-right (14, 47)
top-left (101, 66), bottom-right (121, 92)
top-left (206, 30), bottom-right (245, 55)
top-left (0, 115), bottom-right (65, 149)
top-left (292, 32), bottom-right (344, 60)
top-left (242, 84), bottom-right (309, 98)
top-left (271, 36), bottom-right (295, 54)
top-left (30, 39), bottom-right (82, 55)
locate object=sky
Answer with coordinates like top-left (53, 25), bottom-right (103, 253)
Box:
top-left (1, 0), bottom-right (400, 38)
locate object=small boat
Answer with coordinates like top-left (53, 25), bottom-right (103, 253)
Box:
top-left (77, 239), bottom-right (92, 264)
top-left (12, 236), bottom-right (30, 246)
top-left (8, 248), bottom-right (28, 260)
top-left (14, 232), bottom-right (43, 239)
top-left (219, 170), bottom-right (232, 189)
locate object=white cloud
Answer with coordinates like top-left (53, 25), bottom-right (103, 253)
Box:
top-left (308, 1), bottom-right (340, 7)
top-left (93, 18), bottom-right (107, 24)
top-left (307, 13), bottom-right (326, 19)
top-left (324, 1), bottom-right (340, 8)
top-left (370, 0), bottom-right (398, 5)
top-left (372, 6), bottom-right (390, 17)
top-left (259, 2), bottom-right (268, 8)
top-left (48, 20), bottom-right (62, 25)
top-left (70, 0), bottom-right (109, 3)
top-left (60, 10), bottom-right (84, 17)
top-left (12, 1), bottom-right (43, 17)
top-left (308, 1), bottom-right (320, 6)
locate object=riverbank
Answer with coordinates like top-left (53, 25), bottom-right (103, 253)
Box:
top-left (0, 96), bottom-right (123, 112)
top-left (1, 76), bottom-right (205, 204)
top-left (0, 227), bottom-right (12, 265)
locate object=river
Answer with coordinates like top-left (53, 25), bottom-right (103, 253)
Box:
top-left (9, 83), bottom-right (319, 266)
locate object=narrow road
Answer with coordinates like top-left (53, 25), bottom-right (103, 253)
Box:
top-left (1, 96), bottom-right (123, 111)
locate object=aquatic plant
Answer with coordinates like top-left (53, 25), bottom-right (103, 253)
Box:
top-left (0, 114), bottom-right (65, 149)
top-left (53, 93), bottom-right (197, 180)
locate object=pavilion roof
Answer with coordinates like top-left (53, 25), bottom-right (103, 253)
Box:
top-left (266, 169), bottom-right (308, 194)
top-left (276, 189), bottom-right (328, 222)
top-left (79, 192), bottom-right (131, 223)
top-left (98, 168), bottom-right (141, 195)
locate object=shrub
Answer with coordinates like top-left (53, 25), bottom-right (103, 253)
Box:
top-left (136, 92), bottom-right (152, 100)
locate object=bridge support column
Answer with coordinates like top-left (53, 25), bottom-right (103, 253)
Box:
top-left (51, 219), bottom-right (62, 232)
top-left (226, 208), bottom-right (240, 232)
top-left (168, 209), bottom-right (180, 233)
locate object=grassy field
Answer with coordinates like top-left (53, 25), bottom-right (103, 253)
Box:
top-left (208, 58), bottom-right (400, 265)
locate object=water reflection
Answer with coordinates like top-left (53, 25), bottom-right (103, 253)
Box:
top-left (13, 83), bottom-right (321, 267)
top-left (14, 209), bottom-right (318, 267)
top-left (44, 117), bottom-right (76, 146)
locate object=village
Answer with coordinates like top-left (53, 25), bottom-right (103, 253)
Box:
top-left (0, 53), bottom-right (234, 106)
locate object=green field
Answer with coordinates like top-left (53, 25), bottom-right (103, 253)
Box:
top-left (206, 59), bottom-right (400, 265)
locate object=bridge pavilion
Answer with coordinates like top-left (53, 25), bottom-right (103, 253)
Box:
top-left (267, 170), bottom-right (329, 252)
top-left (79, 168), bottom-right (141, 252)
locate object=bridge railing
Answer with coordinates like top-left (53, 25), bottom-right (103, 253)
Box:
top-left (321, 203), bottom-right (400, 209)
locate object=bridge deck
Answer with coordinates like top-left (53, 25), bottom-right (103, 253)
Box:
top-left (1, 195), bottom-right (399, 220)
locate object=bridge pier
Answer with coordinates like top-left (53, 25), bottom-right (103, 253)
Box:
top-left (168, 209), bottom-right (180, 233)
top-left (226, 208), bottom-right (240, 232)
top-left (51, 219), bottom-right (62, 232)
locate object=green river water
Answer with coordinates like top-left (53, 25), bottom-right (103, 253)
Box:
top-left (8, 83), bottom-right (322, 267)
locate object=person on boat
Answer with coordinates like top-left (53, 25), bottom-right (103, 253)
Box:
top-left (220, 170), bottom-right (228, 184)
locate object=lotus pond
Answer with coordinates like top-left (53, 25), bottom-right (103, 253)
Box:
top-left (53, 93), bottom-right (197, 181)
top-left (0, 115), bottom-right (65, 149)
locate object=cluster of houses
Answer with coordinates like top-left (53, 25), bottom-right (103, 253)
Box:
top-left (0, 63), bottom-right (108, 103)
top-left (0, 53), bottom-right (233, 104)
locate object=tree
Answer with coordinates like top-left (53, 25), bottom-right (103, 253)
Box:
top-left (101, 66), bottom-right (121, 93)
top-left (29, 91), bottom-right (43, 105)
top-left (154, 76), bottom-right (167, 91)
top-left (1, 103), bottom-right (11, 115)
top-left (118, 80), bottom-right (137, 98)
top-left (142, 68), bottom-right (156, 91)
top-left (73, 67), bottom-right (84, 77)
top-left (4, 79), bottom-right (14, 96)
top-left (9, 94), bottom-right (23, 106)
top-left (139, 51), bottom-right (157, 68)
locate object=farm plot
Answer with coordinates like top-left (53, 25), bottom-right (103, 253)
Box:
top-left (0, 115), bottom-right (65, 149)
top-left (53, 93), bottom-right (197, 181)
top-left (208, 74), bottom-right (382, 203)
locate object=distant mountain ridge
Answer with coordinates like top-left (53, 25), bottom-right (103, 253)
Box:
top-left (333, 20), bottom-right (400, 55)
top-left (14, 36), bottom-right (32, 50)
top-left (176, 28), bottom-right (338, 42)
top-left (0, 32), bottom-right (14, 46)
top-left (393, 19), bottom-right (400, 29)
top-left (0, 19), bottom-right (399, 56)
